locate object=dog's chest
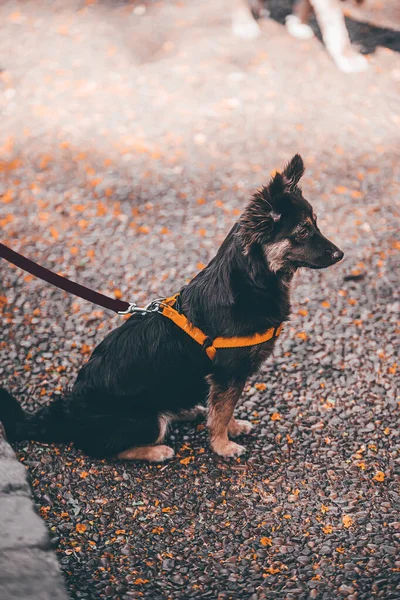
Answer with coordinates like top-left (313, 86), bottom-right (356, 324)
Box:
top-left (217, 338), bottom-right (277, 379)
top-left (248, 340), bottom-right (276, 373)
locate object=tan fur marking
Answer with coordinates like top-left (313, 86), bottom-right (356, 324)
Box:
top-left (117, 445), bottom-right (174, 462)
top-left (155, 413), bottom-right (172, 444)
top-left (265, 239), bottom-right (291, 273)
top-left (207, 379), bottom-right (246, 456)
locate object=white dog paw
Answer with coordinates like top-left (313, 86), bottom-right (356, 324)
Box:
top-left (229, 419), bottom-right (253, 438)
top-left (212, 440), bottom-right (247, 457)
top-left (286, 15), bottom-right (314, 40)
top-left (333, 50), bottom-right (368, 73)
top-left (148, 445), bottom-right (175, 462)
top-left (232, 13), bottom-right (261, 40)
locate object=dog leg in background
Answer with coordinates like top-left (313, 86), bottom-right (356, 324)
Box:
top-left (286, 0), bottom-right (315, 40)
top-left (172, 405), bottom-right (207, 422)
top-left (232, 0), bottom-right (261, 40)
top-left (207, 377), bottom-right (249, 457)
top-left (309, 0), bottom-right (368, 72)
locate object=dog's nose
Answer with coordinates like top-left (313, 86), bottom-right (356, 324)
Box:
top-left (331, 249), bottom-right (344, 262)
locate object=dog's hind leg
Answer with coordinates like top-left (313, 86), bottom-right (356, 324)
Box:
top-left (74, 412), bottom-right (174, 462)
top-left (207, 377), bottom-right (247, 457)
top-left (118, 444), bottom-right (174, 462)
top-left (117, 413), bottom-right (174, 462)
top-left (232, 0), bottom-right (261, 40)
top-left (309, 0), bottom-right (368, 72)
top-left (286, 0), bottom-right (315, 40)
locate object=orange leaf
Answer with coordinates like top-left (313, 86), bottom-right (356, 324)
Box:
top-left (296, 332), bottom-right (307, 341)
top-left (271, 413), bottom-right (281, 421)
top-left (322, 524), bottom-right (333, 534)
top-left (114, 289), bottom-right (122, 300)
top-left (180, 456), bottom-right (193, 466)
top-left (76, 523), bottom-right (86, 533)
top-left (50, 227), bottom-right (59, 240)
top-left (255, 383), bottom-right (266, 391)
top-left (342, 515), bottom-right (353, 528)
top-left (260, 537), bottom-right (272, 546)
top-left (79, 471), bottom-right (89, 479)
top-left (321, 301), bottom-right (330, 308)
top-left (97, 202), bottom-right (107, 216)
top-left (335, 185), bottom-right (348, 194)
top-left (1, 189), bottom-right (13, 204)
top-left (373, 471), bottom-right (385, 482)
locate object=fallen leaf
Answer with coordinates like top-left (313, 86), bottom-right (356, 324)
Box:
top-left (180, 456), bottom-right (193, 466)
top-left (373, 471), bottom-right (385, 482)
top-left (76, 523), bottom-right (86, 533)
top-left (255, 383), bottom-right (266, 391)
top-left (342, 515), bottom-right (353, 528)
top-left (295, 332), bottom-right (307, 341)
top-left (260, 537), bottom-right (272, 546)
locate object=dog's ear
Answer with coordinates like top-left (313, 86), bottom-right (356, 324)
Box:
top-left (238, 190), bottom-right (280, 253)
top-left (282, 154), bottom-right (305, 190)
top-left (268, 154), bottom-right (305, 198)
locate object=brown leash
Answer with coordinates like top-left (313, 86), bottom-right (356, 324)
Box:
top-left (1, 242), bottom-right (283, 360)
top-left (0, 242), bottom-right (132, 314)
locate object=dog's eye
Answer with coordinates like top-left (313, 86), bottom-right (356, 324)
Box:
top-left (297, 229), bottom-right (309, 239)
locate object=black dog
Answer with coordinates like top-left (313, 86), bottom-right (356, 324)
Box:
top-left (0, 155), bottom-right (343, 461)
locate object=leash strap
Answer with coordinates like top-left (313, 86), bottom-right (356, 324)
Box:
top-left (1, 243), bottom-right (283, 360)
top-left (0, 242), bottom-right (131, 314)
top-left (160, 295), bottom-right (283, 361)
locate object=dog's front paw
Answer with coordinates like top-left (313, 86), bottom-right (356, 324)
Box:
top-left (212, 440), bottom-right (247, 458)
top-left (232, 12), bottom-right (261, 40)
top-left (148, 445), bottom-right (175, 462)
top-left (285, 15), bottom-right (314, 40)
top-left (229, 419), bottom-right (253, 438)
top-left (333, 50), bottom-right (368, 73)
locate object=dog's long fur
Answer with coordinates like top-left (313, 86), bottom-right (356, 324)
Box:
top-left (0, 155), bottom-right (343, 461)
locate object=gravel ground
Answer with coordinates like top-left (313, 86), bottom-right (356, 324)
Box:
top-left (1, 1), bottom-right (400, 598)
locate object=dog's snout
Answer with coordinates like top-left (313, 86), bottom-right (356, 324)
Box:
top-left (332, 249), bottom-right (344, 262)
top-left (326, 248), bottom-right (344, 263)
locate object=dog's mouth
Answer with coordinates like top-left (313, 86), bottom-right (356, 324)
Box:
top-left (294, 259), bottom-right (342, 270)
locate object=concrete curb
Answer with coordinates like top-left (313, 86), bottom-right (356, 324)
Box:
top-left (0, 426), bottom-right (69, 600)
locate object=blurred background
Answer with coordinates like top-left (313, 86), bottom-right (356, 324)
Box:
top-left (1, 1), bottom-right (399, 599)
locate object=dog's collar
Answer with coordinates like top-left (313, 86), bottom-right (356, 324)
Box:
top-left (159, 294), bottom-right (283, 361)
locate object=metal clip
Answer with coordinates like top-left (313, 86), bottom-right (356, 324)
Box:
top-left (117, 302), bottom-right (140, 315)
top-left (118, 298), bottom-right (164, 316)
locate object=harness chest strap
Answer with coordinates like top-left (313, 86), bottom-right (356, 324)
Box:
top-left (160, 295), bottom-right (283, 361)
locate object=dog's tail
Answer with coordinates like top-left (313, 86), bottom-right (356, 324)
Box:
top-left (0, 387), bottom-right (71, 443)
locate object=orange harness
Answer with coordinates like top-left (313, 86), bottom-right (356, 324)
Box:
top-left (159, 294), bottom-right (283, 361)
